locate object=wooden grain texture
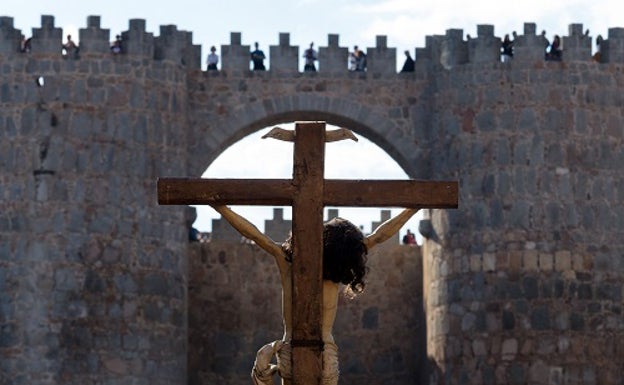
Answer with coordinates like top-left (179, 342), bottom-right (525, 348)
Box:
top-left (323, 179), bottom-right (458, 208)
top-left (291, 122), bottom-right (324, 385)
top-left (158, 178), bottom-right (458, 208)
top-left (157, 178), bottom-right (294, 205)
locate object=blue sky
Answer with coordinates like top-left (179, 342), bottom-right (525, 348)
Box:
top-left (4, 1), bottom-right (620, 238)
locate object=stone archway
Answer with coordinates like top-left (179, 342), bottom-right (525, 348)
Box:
top-left (187, 88), bottom-right (432, 181)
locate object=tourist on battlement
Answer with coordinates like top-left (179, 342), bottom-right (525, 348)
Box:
top-left (303, 42), bottom-right (318, 72)
top-left (593, 35), bottom-right (603, 63)
top-left (541, 30), bottom-right (551, 60)
top-left (251, 42), bottom-right (266, 71)
top-left (207, 45), bottom-right (219, 70)
top-left (62, 34), bottom-right (79, 58)
top-left (350, 45), bottom-right (366, 71)
top-left (20, 34), bottom-right (31, 53)
top-left (501, 33), bottom-right (514, 62)
top-left (349, 46), bottom-right (360, 71)
top-left (546, 34), bottom-right (562, 61)
top-left (400, 50), bottom-right (415, 72)
top-left (402, 229), bottom-right (417, 245)
top-left (189, 226), bottom-right (201, 242)
top-left (110, 34), bottom-right (122, 54)
top-left (349, 47), bottom-right (357, 71)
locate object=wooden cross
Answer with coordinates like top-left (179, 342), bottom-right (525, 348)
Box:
top-left (157, 121), bottom-right (458, 385)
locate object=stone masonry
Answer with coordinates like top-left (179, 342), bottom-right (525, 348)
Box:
top-left (188, 240), bottom-right (423, 385)
top-left (1, 14), bottom-right (623, 385)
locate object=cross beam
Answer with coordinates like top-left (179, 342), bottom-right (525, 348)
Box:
top-left (158, 179), bottom-right (458, 208)
top-left (157, 121), bottom-right (458, 385)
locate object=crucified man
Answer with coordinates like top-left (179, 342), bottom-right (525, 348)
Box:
top-left (211, 205), bottom-right (420, 385)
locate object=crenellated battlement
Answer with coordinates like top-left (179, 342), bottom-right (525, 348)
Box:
top-left (1, 15), bottom-right (623, 73)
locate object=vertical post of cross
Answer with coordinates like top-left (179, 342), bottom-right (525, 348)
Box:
top-left (291, 122), bottom-right (325, 384)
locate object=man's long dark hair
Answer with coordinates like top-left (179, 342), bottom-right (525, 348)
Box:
top-left (282, 217), bottom-right (368, 297)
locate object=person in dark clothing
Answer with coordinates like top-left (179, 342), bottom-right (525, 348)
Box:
top-left (251, 42), bottom-right (266, 70)
top-left (501, 34), bottom-right (513, 62)
top-left (400, 50), bottom-right (415, 72)
top-left (547, 35), bottom-right (562, 61)
top-left (303, 42), bottom-right (318, 72)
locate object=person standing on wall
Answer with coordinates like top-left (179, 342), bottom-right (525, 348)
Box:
top-left (303, 42), bottom-right (318, 72)
top-left (501, 34), bottom-right (514, 62)
top-left (251, 42), bottom-right (266, 70)
top-left (400, 50), bottom-right (415, 72)
top-left (402, 229), bottom-right (416, 245)
top-left (207, 46), bottom-right (219, 70)
top-left (62, 34), bottom-right (78, 58)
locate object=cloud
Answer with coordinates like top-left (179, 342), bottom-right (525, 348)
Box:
top-left (347, 0), bottom-right (623, 48)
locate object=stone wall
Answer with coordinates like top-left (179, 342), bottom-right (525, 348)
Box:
top-left (422, 59), bottom-right (624, 383)
top-left (0, 14), bottom-right (623, 385)
top-left (0, 15), bottom-right (192, 385)
top-left (188, 241), bottom-right (424, 385)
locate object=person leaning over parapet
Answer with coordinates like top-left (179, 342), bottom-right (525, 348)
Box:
top-left (400, 50), bottom-right (415, 72)
top-left (593, 35), bottom-right (603, 62)
top-left (20, 34), bottom-right (31, 53)
top-left (546, 34), bottom-right (562, 61)
top-left (501, 34), bottom-right (514, 62)
top-left (207, 46), bottom-right (219, 70)
top-left (251, 42), bottom-right (266, 70)
top-left (303, 42), bottom-right (318, 71)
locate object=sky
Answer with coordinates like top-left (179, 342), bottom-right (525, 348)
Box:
top-left (200, 125), bottom-right (417, 238)
top-left (3, 0), bottom-right (620, 239)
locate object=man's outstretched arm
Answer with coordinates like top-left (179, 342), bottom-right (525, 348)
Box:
top-left (211, 205), bottom-right (285, 258)
top-left (364, 208), bottom-right (420, 249)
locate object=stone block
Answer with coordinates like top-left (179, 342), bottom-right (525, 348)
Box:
top-left (528, 360), bottom-right (549, 383)
top-left (482, 253), bottom-right (496, 271)
top-left (0, 322), bottom-right (17, 348)
top-left (142, 273), bottom-right (169, 296)
top-left (54, 268), bottom-right (79, 291)
top-left (508, 251), bottom-right (522, 273)
top-left (523, 250), bottom-right (538, 271)
top-left (570, 313), bottom-right (585, 330)
top-left (520, 338), bottom-right (533, 355)
top-left (554, 250), bottom-right (572, 271)
top-left (577, 283), bottom-right (592, 299)
top-left (508, 362), bottom-right (526, 385)
top-left (486, 312), bottom-right (500, 332)
top-left (539, 252), bottom-right (554, 271)
top-left (502, 310), bottom-right (515, 330)
top-left (472, 339), bottom-right (487, 356)
top-left (501, 338), bottom-right (518, 361)
top-left (522, 276), bottom-right (539, 299)
top-left (530, 306), bottom-right (551, 330)
top-left (571, 253), bottom-right (586, 270)
top-left (362, 307), bottom-right (379, 329)
top-left (470, 254), bottom-right (482, 272)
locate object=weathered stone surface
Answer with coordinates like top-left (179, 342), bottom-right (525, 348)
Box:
top-left (188, 242), bottom-right (423, 384)
top-left (1, 17), bottom-right (623, 385)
